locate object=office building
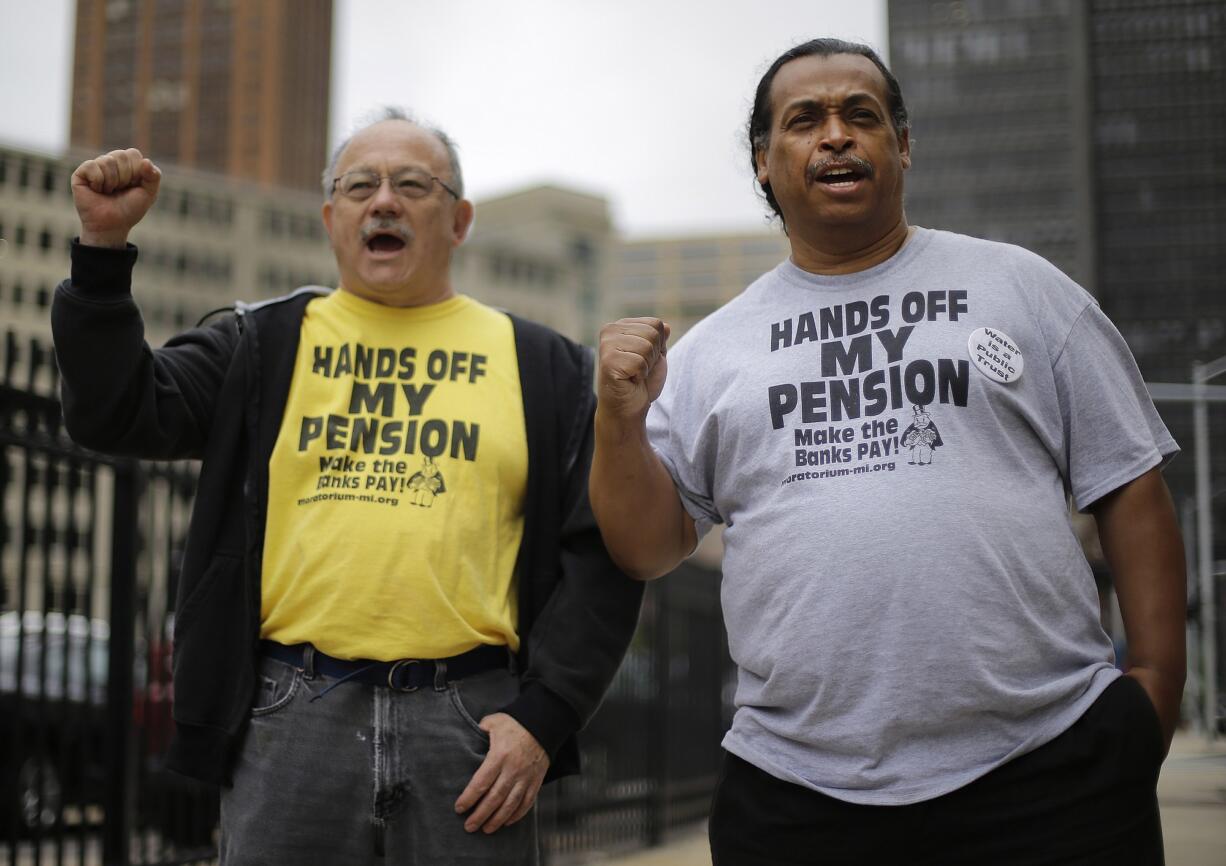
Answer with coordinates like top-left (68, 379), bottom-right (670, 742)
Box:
top-left (70, 0), bottom-right (332, 192)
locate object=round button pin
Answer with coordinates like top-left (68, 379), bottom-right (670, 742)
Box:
top-left (968, 327), bottom-right (1024, 384)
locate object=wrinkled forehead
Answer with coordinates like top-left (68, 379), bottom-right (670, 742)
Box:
top-left (769, 53), bottom-right (892, 118)
top-left (335, 120), bottom-right (451, 177)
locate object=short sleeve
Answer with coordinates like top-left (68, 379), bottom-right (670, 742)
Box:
top-left (645, 353), bottom-right (723, 539)
top-left (1053, 302), bottom-right (1178, 511)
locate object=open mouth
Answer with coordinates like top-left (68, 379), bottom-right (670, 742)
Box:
top-left (808, 157), bottom-right (874, 190)
top-left (817, 167), bottom-right (866, 188)
top-left (366, 233), bottom-right (407, 253)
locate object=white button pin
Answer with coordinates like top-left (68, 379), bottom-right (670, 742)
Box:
top-left (968, 327), bottom-right (1024, 384)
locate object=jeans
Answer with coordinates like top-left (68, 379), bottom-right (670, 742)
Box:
top-left (219, 654), bottom-right (539, 865)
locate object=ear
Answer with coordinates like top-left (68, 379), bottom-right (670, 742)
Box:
top-left (754, 146), bottom-right (770, 187)
top-left (452, 199), bottom-right (475, 245)
top-left (321, 199), bottom-right (334, 241)
top-left (898, 128), bottom-right (912, 171)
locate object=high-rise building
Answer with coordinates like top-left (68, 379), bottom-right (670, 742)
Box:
top-left (890, 0), bottom-right (1226, 725)
top-left (890, 0), bottom-right (1225, 381)
top-left (890, 1), bottom-right (1097, 287)
top-left (70, 0), bottom-right (332, 192)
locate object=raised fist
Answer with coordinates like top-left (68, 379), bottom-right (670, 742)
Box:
top-left (596, 317), bottom-right (671, 422)
top-left (71, 149), bottom-right (161, 249)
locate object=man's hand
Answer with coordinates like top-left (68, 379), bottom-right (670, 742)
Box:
top-left (1091, 466), bottom-right (1186, 755)
top-left (454, 713), bottom-right (548, 834)
top-left (590, 316), bottom-right (695, 580)
top-left (1127, 665), bottom-right (1183, 751)
top-left (71, 149), bottom-right (161, 249)
top-left (597, 317), bottom-right (671, 423)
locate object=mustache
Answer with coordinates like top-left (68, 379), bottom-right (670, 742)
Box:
top-left (806, 155), bottom-right (874, 184)
top-left (360, 218), bottom-right (414, 244)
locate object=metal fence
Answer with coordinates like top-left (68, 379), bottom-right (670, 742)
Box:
top-left (0, 330), bottom-right (731, 865)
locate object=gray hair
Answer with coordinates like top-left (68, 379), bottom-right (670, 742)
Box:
top-left (320, 107), bottom-right (465, 199)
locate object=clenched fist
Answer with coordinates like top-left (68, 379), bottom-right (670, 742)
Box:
top-left (596, 317), bottom-right (671, 422)
top-left (71, 148), bottom-right (161, 249)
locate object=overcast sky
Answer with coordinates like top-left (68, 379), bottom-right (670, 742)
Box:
top-left (0, 0), bottom-right (886, 237)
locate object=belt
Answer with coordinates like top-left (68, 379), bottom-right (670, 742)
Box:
top-left (260, 640), bottom-right (510, 692)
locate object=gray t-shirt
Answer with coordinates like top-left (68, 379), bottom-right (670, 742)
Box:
top-left (646, 227), bottom-right (1176, 805)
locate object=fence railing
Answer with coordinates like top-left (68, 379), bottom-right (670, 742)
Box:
top-left (0, 330), bottom-right (731, 865)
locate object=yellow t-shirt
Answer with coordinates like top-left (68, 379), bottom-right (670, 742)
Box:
top-left (260, 289), bottom-right (528, 660)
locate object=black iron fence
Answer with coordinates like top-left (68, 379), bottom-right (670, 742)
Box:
top-left (0, 330), bottom-right (731, 865)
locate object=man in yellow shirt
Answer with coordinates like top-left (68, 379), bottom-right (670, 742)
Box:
top-left (53, 108), bottom-right (643, 864)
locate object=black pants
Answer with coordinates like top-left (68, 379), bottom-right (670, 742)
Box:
top-left (709, 676), bottom-right (1166, 866)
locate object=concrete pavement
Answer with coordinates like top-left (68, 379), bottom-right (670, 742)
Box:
top-left (1158, 731), bottom-right (1226, 865)
top-left (601, 732), bottom-right (1226, 866)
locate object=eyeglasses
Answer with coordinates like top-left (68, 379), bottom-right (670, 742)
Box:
top-left (332, 168), bottom-right (459, 201)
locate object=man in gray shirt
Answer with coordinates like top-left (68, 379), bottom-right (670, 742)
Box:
top-left (591, 38), bottom-right (1185, 865)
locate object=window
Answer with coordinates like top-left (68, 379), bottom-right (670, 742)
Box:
top-left (740, 238), bottom-right (785, 257)
top-left (620, 274), bottom-right (657, 291)
top-left (622, 246), bottom-right (658, 262)
top-left (682, 271), bottom-right (719, 289)
top-left (680, 243), bottom-right (718, 259)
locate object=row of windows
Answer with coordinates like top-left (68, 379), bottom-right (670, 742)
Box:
top-left (617, 299), bottom-right (720, 323)
top-left (0, 218), bottom-right (67, 254)
top-left (0, 278), bottom-right (53, 311)
top-left (1098, 222), bottom-right (1224, 247)
top-left (259, 265), bottom-right (334, 294)
top-left (0, 153), bottom-right (238, 229)
top-left (619, 271), bottom-right (765, 293)
top-left (891, 0), bottom-right (1067, 29)
top-left (158, 188), bottom-right (235, 226)
top-left (0, 216), bottom-right (236, 286)
top-left (0, 157), bottom-right (63, 196)
top-left (1116, 315), bottom-right (1226, 362)
top-left (620, 239), bottom-right (785, 265)
top-left (0, 272), bottom-right (207, 330)
top-left (893, 28), bottom-right (1050, 68)
top-left (131, 297), bottom-right (194, 329)
top-left (484, 252), bottom-right (561, 289)
top-left (261, 209), bottom-right (326, 242)
top-left (1093, 7), bottom-right (1224, 42)
top-left (907, 176), bottom-right (1077, 209)
top-left (142, 245), bottom-right (234, 283)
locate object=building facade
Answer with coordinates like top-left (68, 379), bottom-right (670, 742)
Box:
top-left (0, 142), bottom-right (789, 357)
top-left (0, 144), bottom-right (338, 356)
top-left (614, 233), bottom-right (789, 340)
top-left (70, 0), bottom-right (332, 192)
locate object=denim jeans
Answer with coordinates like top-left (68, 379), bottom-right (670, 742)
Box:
top-left (219, 654), bottom-right (539, 865)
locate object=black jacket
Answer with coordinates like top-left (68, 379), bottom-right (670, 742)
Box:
top-left (52, 241), bottom-right (643, 785)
